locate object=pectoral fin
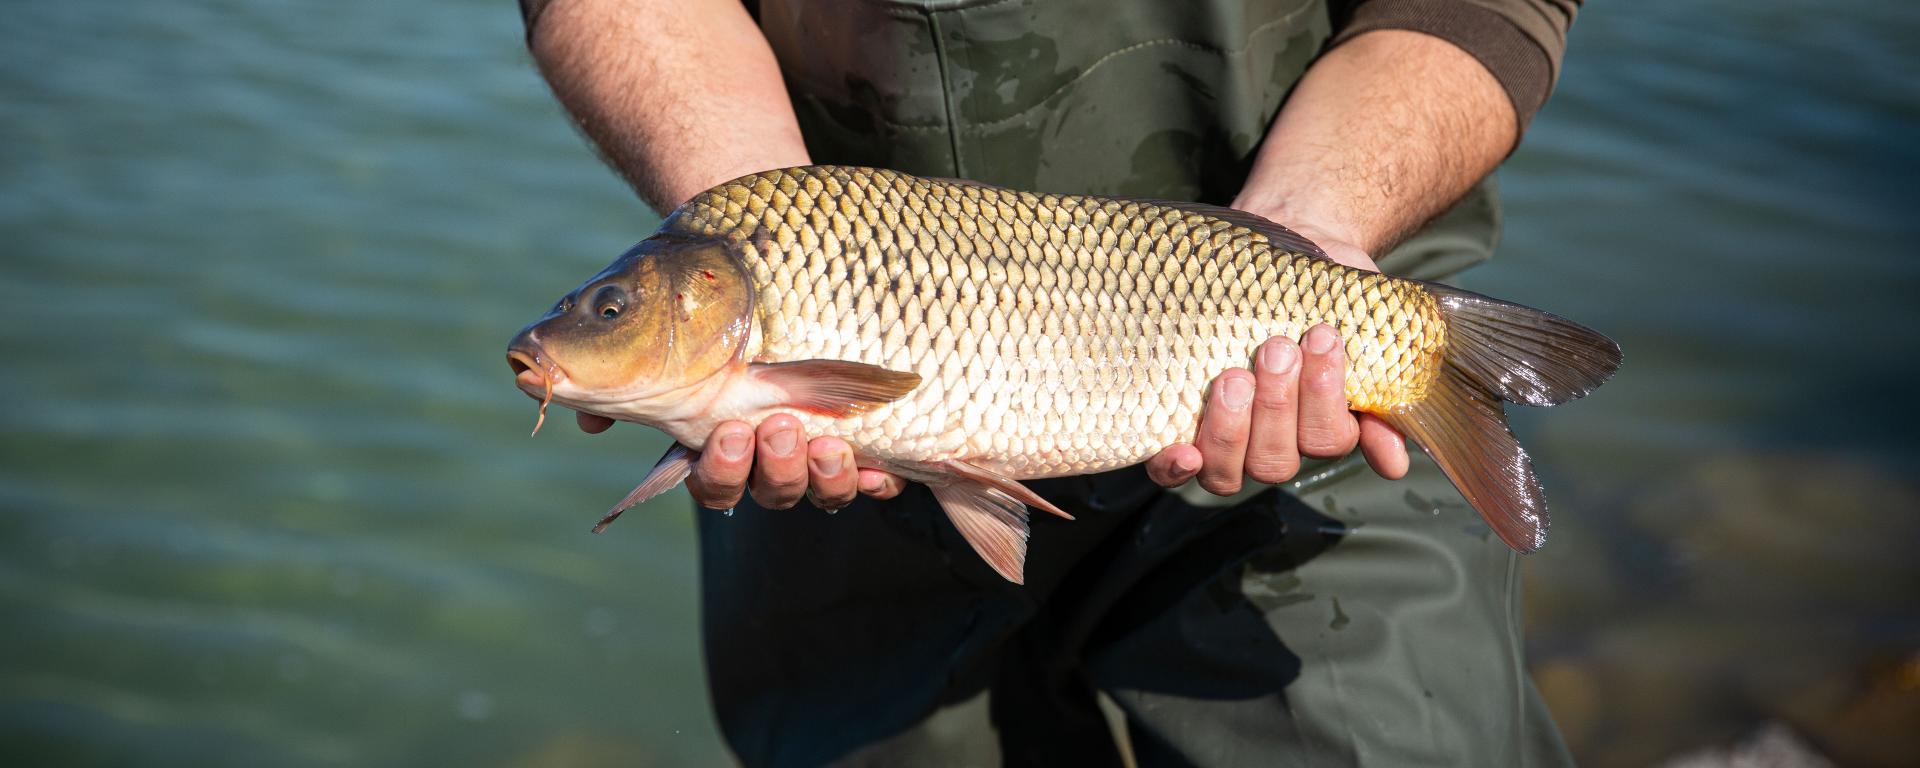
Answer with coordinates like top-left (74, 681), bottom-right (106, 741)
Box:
top-left (930, 479), bottom-right (1033, 584)
top-left (918, 459), bottom-right (1070, 584)
top-left (593, 442), bottom-right (695, 533)
top-left (748, 360), bottom-right (922, 417)
top-left (938, 459), bottom-right (1072, 520)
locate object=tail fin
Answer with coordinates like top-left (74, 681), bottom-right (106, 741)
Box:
top-left (1378, 285), bottom-right (1622, 553)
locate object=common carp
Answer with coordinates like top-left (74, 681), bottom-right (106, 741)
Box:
top-left (507, 166), bottom-right (1621, 583)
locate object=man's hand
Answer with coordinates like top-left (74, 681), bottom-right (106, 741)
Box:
top-left (1143, 230), bottom-right (1410, 493)
top-left (577, 412), bottom-right (906, 510)
top-left (1142, 27), bottom-right (1522, 496)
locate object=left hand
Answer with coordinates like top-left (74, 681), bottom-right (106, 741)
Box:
top-left (1143, 226), bottom-right (1411, 494)
top-left (573, 412), bottom-right (909, 505)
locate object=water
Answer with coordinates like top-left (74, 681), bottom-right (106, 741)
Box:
top-left (1, 1), bottom-right (1914, 765)
top-left (1492, 5), bottom-right (1920, 764)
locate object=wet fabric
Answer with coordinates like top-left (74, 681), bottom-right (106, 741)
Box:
top-left (703, 457), bottom-right (1569, 766)
top-left (696, 0), bottom-right (1573, 764)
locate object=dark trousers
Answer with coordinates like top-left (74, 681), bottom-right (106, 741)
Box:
top-left (698, 453), bottom-right (1573, 767)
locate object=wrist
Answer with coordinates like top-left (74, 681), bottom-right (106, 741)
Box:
top-left (1231, 193), bottom-right (1372, 254)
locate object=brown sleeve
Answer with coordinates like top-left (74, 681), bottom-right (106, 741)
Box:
top-left (1330, 0), bottom-right (1580, 132)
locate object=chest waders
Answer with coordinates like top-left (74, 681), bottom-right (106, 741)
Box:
top-left (699, 1), bottom-right (1574, 764)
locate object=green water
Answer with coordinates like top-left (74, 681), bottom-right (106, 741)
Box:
top-left (2, 2), bottom-right (1915, 766)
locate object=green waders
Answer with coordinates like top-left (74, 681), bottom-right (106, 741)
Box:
top-left (700, 1), bottom-right (1574, 764)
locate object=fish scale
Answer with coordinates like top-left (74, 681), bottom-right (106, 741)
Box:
top-left (662, 166), bottom-right (1446, 479)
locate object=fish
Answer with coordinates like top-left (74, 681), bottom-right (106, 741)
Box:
top-left (506, 165), bottom-right (1621, 583)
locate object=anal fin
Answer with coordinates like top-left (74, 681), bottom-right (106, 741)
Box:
top-left (593, 442), bottom-right (695, 534)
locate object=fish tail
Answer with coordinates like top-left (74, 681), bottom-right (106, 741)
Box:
top-left (1376, 284), bottom-right (1622, 553)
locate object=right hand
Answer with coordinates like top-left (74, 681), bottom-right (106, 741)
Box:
top-left (576, 412), bottom-right (908, 510)
top-left (1140, 226), bottom-right (1409, 495)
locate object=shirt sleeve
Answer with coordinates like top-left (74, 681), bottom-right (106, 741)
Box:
top-left (1330, 0), bottom-right (1580, 133)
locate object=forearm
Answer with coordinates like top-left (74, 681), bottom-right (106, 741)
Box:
top-left (1232, 29), bottom-right (1517, 255)
top-left (528, 0), bottom-right (810, 212)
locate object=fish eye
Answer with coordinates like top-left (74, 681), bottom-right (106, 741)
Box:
top-left (592, 285), bottom-right (627, 321)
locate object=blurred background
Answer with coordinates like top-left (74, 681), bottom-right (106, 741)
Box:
top-left (3, 1), bottom-right (1915, 765)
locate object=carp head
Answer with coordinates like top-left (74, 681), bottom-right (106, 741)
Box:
top-left (506, 234), bottom-right (753, 434)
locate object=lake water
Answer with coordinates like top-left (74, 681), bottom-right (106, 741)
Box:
top-left (3, 1), bottom-right (1915, 766)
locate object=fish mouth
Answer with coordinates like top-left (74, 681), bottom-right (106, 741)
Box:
top-left (506, 342), bottom-right (566, 435)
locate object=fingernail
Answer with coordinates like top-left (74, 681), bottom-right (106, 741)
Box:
top-left (859, 474), bottom-right (885, 494)
top-left (811, 453), bottom-right (843, 476)
top-left (1259, 341), bottom-right (1297, 374)
top-left (1221, 377), bottom-right (1253, 410)
top-left (1174, 454), bottom-right (1200, 476)
top-left (1305, 325), bottom-right (1339, 355)
top-left (766, 428), bottom-right (797, 456)
top-left (717, 430), bottom-right (749, 460)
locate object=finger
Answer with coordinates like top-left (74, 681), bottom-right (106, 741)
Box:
top-left (1145, 444), bottom-right (1203, 487)
top-left (1195, 369), bottom-right (1255, 496)
top-left (576, 411), bottom-right (615, 434)
top-left (1244, 336), bottom-right (1302, 484)
top-left (805, 437), bottom-right (859, 510)
top-left (686, 421), bottom-right (753, 509)
top-left (748, 414), bottom-right (808, 509)
top-left (1297, 324), bottom-right (1360, 459)
top-left (857, 469), bottom-right (907, 500)
top-left (1357, 414), bottom-right (1410, 480)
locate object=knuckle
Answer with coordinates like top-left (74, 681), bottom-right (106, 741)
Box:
top-left (1202, 430), bottom-right (1243, 452)
top-left (1253, 385), bottom-right (1294, 410)
top-left (754, 486), bottom-right (801, 509)
top-left (691, 485), bottom-right (742, 510)
top-left (698, 453), bottom-right (749, 480)
top-left (688, 472), bottom-right (738, 496)
top-left (753, 468), bottom-right (807, 499)
top-left (813, 491), bottom-right (856, 510)
top-left (1298, 426), bottom-right (1357, 457)
top-left (1198, 476), bottom-right (1243, 496)
top-left (1245, 457), bottom-right (1300, 485)
top-left (1145, 461), bottom-right (1179, 486)
top-left (1302, 366), bottom-right (1342, 391)
top-left (763, 474), bottom-right (807, 496)
top-left (1200, 420), bottom-right (1247, 449)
